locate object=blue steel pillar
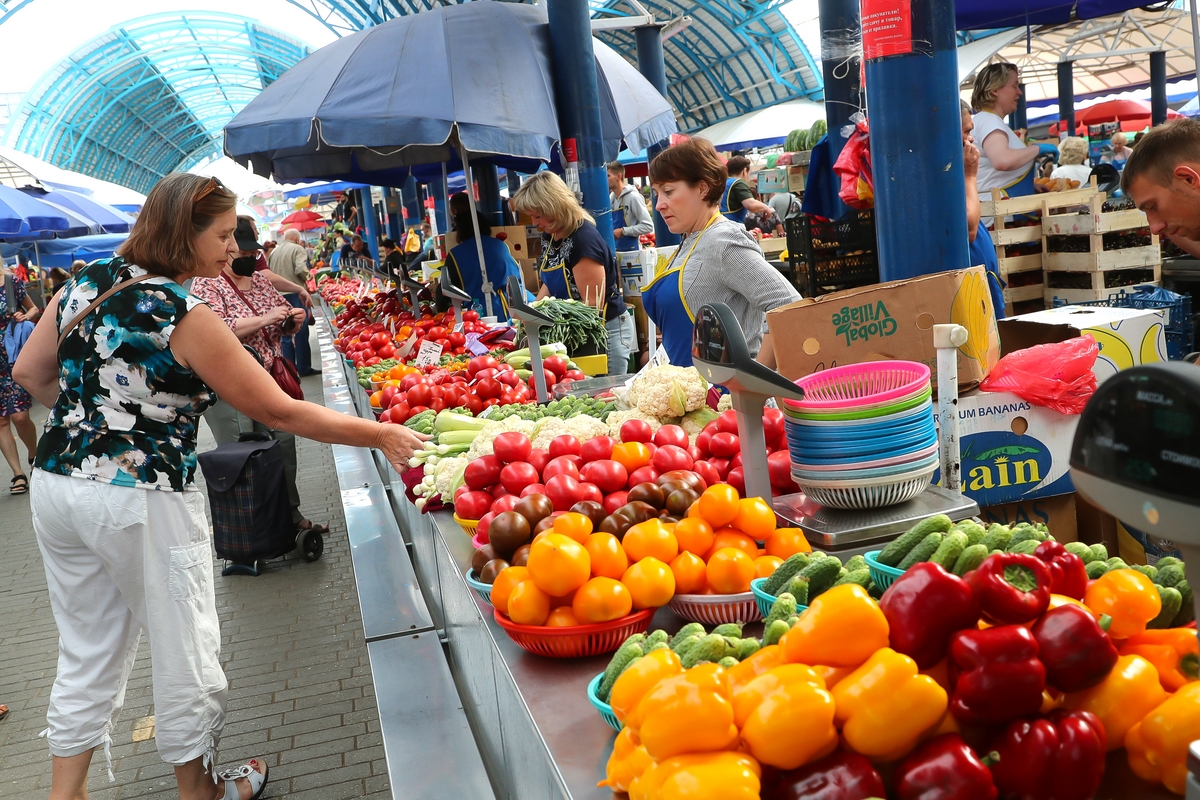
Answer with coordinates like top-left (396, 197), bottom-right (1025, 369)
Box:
top-left (865, 0), bottom-right (968, 280)
top-left (384, 188), bottom-right (402, 241)
top-left (547, 0), bottom-right (615, 247)
top-left (818, 0), bottom-right (862, 221)
top-left (476, 164), bottom-right (504, 226)
top-left (401, 176), bottom-right (420, 230)
top-left (1016, 84), bottom-right (1028, 131)
top-left (635, 24), bottom-right (681, 247)
top-left (1150, 51), bottom-right (1168, 126)
top-left (1058, 61), bottom-right (1075, 137)
top-left (361, 187), bottom-right (381, 260)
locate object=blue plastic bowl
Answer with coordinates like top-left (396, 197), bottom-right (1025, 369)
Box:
top-left (786, 416), bottom-right (935, 444)
top-left (465, 569), bottom-right (493, 605)
top-left (788, 431), bottom-right (939, 462)
top-left (864, 550), bottom-right (905, 589)
top-left (784, 398), bottom-right (934, 429)
top-left (791, 452), bottom-right (941, 483)
top-left (587, 673), bottom-right (622, 731)
top-left (751, 577), bottom-right (809, 619)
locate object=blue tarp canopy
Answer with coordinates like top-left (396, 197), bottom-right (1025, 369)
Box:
top-left (3, 233), bottom-right (128, 268)
top-left (956, 0), bottom-right (1156, 31)
top-left (280, 181), bottom-right (367, 200)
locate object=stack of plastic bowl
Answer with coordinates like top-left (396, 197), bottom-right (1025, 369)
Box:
top-left (783, 361), bottom-right (938, 510)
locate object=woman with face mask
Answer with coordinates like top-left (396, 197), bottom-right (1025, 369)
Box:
top-left (190, 218), bottom-right (327, 536)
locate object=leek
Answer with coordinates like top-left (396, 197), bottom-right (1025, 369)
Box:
top-left (434, 410), bottom-right (489, 433)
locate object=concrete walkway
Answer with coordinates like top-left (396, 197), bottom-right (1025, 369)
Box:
top-left (0, 350), bottom-right (390, 798)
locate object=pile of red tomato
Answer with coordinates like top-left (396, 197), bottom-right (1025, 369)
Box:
top-left (331, 288), bottom-right (493, 369)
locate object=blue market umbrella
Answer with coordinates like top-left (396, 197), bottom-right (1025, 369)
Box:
top-left (0, 185), bottom-right (71, 237)
top-left (224, 1), bottom-right (676, 184)
top-left (19, 187), bottom-right (136, 234)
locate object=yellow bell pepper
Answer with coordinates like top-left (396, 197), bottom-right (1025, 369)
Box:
top-left (599, 727), bottom-right (654, 793)
top-left (625, 663), bottom-right (740, 760)
top-left (628, 751), bottom-right (761, 800)
top-left (812, 664), bottom-right (855, 690)
top-left (831, 647), bottom-right (948, 762)
top-left (1084, 569), bottom-right (1161, 640)
top-left (731, 664), bottom-right (838, 770)
top-left (1120, 629), bottom-right (1200, 693)
top-left (1126, 682), bottom-right (1200, 795)
top-left (780, 584), bottom-right (890, 668)
top-left (725, 644), bottom-right (786, 695)
top-left (1063, 654), bottom-right (1170, 750)
top-left (611, 648), bottom-right (684, 723)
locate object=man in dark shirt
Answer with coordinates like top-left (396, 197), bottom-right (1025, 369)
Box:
top-left (381, 239), bottom-right (406, 278)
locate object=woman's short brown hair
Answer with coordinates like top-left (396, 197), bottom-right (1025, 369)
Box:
top-left (649, 138), bottom-right (727, 205)
top-left (118, 173), bottom-right (237, 279)
top-left (971, 62), bottom-right (1018, 113)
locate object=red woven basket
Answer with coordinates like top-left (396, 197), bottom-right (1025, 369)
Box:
top-left (493, 608), bottom-right (656, 658)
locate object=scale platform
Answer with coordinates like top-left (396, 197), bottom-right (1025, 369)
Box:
top-left (773, 485), bottom-right (979, 557)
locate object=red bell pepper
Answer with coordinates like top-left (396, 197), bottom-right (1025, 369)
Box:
top-left (990, 709), bottom-right (1107, 800)
top-left (1033, 541), bottom-right (1088, 600)
top-left (967, 553), bottom-right (1052, 624)
top-left (762, 750), bottom-right (886, 800)
top-left (1031, 604), bottom-right (1119, 693)
top-left (949, 625), bottom-right (1046, 726)
top-left (880, 562), bottom-right (982, 670)
top-left (895, 733), bottom-right (998, 800)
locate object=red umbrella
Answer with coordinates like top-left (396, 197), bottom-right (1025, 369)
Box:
top-left (279, 209), bottom-right (326, 231)
top-left (1049, 99), bottom-right (1182, 136)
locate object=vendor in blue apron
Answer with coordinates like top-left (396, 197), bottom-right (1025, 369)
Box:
top-left (607, 162), bottom-right (655, 252)
top-left (971, 63), bottom-right (1041, 219)
top-left (511, 171), bottom-right (638, 375)
top-left (720, 155), bottom-right (774, 224)
top-left (642, 138), bottom-right (800, 368)
top-left (444, 210), bottom-right (521, 317)
top-left (963, 101), bottom-right (1008, 319)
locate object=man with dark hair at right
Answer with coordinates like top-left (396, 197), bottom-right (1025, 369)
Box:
top-left (721, 155), bottom-right (772, 223)
top-left (1122, 118), bottom-right (1200, 256)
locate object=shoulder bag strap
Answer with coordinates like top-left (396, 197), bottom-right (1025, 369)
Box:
top-left (221, 271), bottom-right (260, 315)
top-left (57, 274), bottom-right (157, 350)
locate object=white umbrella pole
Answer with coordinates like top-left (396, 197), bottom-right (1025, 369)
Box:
top-left (462, 152), bottom-right (496, 319)
top-left (1191, 0), bottom-right (1200, 105)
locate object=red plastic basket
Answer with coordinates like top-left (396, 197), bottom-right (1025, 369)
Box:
top-left (493, 608), bottom-right (656, 658)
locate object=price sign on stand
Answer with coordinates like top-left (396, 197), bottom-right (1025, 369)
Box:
top-left (413, 339), bottom-right (444, 368)
top-left (649, 344), bottom-right (670, 369)
top-left (465, 333), bottom-right (490, 356)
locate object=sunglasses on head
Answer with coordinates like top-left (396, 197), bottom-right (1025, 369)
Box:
top-left (193, 176), bottom-right (229, 203)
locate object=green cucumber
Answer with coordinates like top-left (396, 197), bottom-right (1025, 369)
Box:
top-left (784, 576), bottom-right (811, 606)
top-left (877, 515), bottom-right (954, 567)
top-left (953, 544), bottom-right (989, 577)
top-left (764, 593), bottom-right (797, 626)
top-left (953, 520), bottom-right (987, 547)
top-left (833, 568), bottom-right (872, 589)
top-left (982, 525), bottom-right (1013, 552)
top-left (898, 532), bottom-right (945, 570)
top-left (799, 557), bottom-right (844, 598)
top-left (930, 531), bottom-right (969, 572)
top-left (598, 638), bottom-right (644, 701)
top-left (1149, 586), bottom-right (1183, 629)
top-left (844, 555), bottom-right (868, 573)
top-left (763, 553), bottom-right (811, 595)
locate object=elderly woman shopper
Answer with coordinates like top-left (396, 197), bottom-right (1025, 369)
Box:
top-left (0, 266), bottom-right (40, 494)
top-left (1104, 131), bottom-right (1131, 170)
top-left (511, 171), bottom-right (637, 375)
top-left (1051, 137), bottom-right (1095, 185)
top-left (972, 62), bottom-right (1042, 201)
top-left (13, 173), bottom-right (426, 800)
top-left (645, 137), bottom-right (801, 367)
top-left (191, 217), bottom-right (328, 538)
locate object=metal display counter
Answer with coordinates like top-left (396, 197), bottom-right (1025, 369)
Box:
top-left (316, 304), bottom-right (1174, 800)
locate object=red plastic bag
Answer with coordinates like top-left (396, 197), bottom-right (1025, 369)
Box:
top-left (833, 117), bottom-right (874, 210)
top-left (979, 336), bottom-right (1099, 415)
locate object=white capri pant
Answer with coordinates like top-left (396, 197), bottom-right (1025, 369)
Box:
top-left (30, 469), bottom-right (226, 776)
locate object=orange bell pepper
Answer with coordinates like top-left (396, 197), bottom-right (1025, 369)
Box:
top-left (628, 751), bottom-right (761, 800)
top-left (1063, 654), bottom-right (1170, 750)
top-left (1084, 569), bottom-right (1161, 640)
top-left (625, 663), bottom-right (740, 760)
top-left (1126, 681), bottom-right (1200, 795)
top-left (610, 648), bottom-right (683, 723)
top-left (726, 644), bottom-right (786, 695)
top-left (599, 727), bottom-right (654, 792)
top-left (1119, 629), bottom-right (1200, 692)
top-left (831, 647), bottom-right (948, 761)
top-left (731, 664), bottom-right (838, 770)
top-left (780, 584), bottom-right (890, 668)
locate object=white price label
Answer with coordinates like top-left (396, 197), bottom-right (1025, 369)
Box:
top-left (650, 344), bottom-right (670, 368)
top-left (413, 339), bottom-right (444, 368)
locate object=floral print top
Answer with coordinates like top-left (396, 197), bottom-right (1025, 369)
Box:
top-left (191, 271), bottom-right (285, 370)
top-left (35, 257), bottom-right (216, 492)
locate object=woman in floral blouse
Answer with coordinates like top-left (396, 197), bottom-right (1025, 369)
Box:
top-left (13, 173), bottom-right (425, 800)
top-left (0, 266), bottom-right (40, 493)
top-left (191, 218), bottom-right (327, 536)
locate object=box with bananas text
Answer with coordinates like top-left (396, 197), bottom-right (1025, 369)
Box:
top-left (766, 266), bottom-right (1001, 389)
top-left (997, 305), bottom-right (1167, 384)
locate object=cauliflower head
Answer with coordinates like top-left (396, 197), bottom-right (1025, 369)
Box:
top-left (629, 365), bottom-right (708, 418)
top-left (466, 417), bottom-right (537, 459)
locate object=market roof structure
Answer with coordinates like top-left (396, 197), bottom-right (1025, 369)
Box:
top-left (3, 12), bottom-right (311, 194)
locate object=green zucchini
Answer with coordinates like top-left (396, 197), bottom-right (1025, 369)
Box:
top-left (898, 532), bottom-right (945, 570)
top-left (953, 544), bottom-right (989, 577)
top-left (930, 532), bottom-right (969, 571)
top-left (877, 514), bottom-right (954, 567)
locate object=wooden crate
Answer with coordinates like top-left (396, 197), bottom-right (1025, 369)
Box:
top-left (1041, 190), bottom-right (1159, 273)
top-left (1043, 191), bottom-right (1149, 236)
top-left (1005, 283), bottom-right (1046, 304)
top-left (1042, 243), bottom-right (1161, 272)
top-left (997, 251), bottom-right (1042, 277)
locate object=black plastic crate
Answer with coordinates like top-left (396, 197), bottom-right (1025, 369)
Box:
top-left (785, 211), bottom-right (880, 296)
top-left (810, 252), bottom-right (880, 286)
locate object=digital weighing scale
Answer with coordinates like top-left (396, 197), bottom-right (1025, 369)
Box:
top-left (1068, 362), bottom-right (1200, 798)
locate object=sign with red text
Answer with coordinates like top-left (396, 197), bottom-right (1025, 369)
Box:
top-left (861, 0), bottom-right (913, 60)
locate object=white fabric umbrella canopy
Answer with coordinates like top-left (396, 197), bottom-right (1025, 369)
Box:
top-left (692, 99), bottom-right (826, 150)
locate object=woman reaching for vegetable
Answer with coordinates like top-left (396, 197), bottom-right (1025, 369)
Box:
top-left (510, 171), bottom-right (636, 376)
top-left (645, 138), bottom-right (800, 368)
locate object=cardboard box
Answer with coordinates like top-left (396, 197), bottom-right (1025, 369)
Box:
top-left (998, 305), bottom-right (1168, 384)
top-left (1075, 494), bottom-right (1119, 551)
top-left (980, 494), bottom-right (1078, 544)
top-left (444, 225), bottom-right (533, 262)
top-left (518, 258), bottom-right (540, 293)
top-left (935, 390), bottom-right (1078, 506)
top-left (1116, 521), bottom-right (1184, 566)
top-left (767, 266), bottom-right (1001, 388)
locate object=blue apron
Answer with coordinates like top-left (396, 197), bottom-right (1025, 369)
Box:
top-left (613, 206), bottom-right (640, 252)
top-left (968, 225), bottom-right (1007, 320)
top-left (720, 178), bottom-right (747, 223)
top-left (447, 238), bottom-right (511, 317)
top-left (639, 215), bottom-right (718, 367)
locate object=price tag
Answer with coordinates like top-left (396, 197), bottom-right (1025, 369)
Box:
top-left (413, 339), bottom-right (444, 368)
top-left (465, 333), bottom-right (490, 356)
top-left (395, 331), bottom-right (420, 360)
top-left (650, 344), bottom-right (670, 368)
top-left (453, 321), bottom-right (464, 333)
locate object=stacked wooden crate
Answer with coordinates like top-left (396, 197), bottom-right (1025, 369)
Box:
top-left (1041, 192), bottom-right (1160, 305)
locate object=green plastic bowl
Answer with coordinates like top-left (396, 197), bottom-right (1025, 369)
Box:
top-left (587, 673), bottom-right (621, 731)
top-left (750, 577), bottom-right (809, 618)
top-left (864, 550), bottom-right (905, 589)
